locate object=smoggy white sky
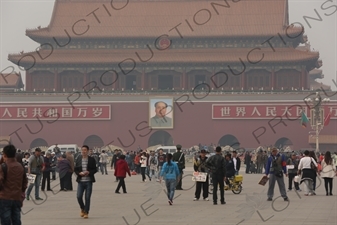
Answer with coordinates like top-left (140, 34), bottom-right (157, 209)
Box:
top-left (0, 0), bottom-right (336, 90)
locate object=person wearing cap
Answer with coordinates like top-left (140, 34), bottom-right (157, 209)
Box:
top-left (26, 148), bottom-right (45, 201)
top-left (172, 144), bottom-right (185, 190)
top-left (265, 148), bottom-right (289, 201)
top-left (286, 153), bottom-right (301, 192)
top-left (193, 149), bottom-right (209, 201)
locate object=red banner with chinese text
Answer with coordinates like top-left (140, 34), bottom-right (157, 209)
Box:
top-left (0, 105), bottom-right (111, 120)
top-left (212, 104), bottom-right (337, 119)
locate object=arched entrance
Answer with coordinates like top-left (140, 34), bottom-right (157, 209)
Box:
top-left (218, 134), bottom-right (240, 148)
top-left (275, 137), bottom-right (293, 149)
top-left (30, 138), bottom-right (48, 149)
top-left (148, 131), bottom-right (174, 147)
top-left (83, 135), bottom-right (104, 149)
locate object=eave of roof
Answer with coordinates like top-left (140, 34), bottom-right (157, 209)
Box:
top-left (0, 73), bottom-right (23, 88)
top-left (8, 48), bottom-right (319, 67)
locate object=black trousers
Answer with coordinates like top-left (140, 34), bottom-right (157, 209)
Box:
top-left (195, 176), bottom-right (209, 199)
top-left (288, 173), bottom-right (300, 190)
top-left (60, 175), bottom-right (66, 190)
top-left (135, 164), bottom-right (141, 174)
top-left (141, 167), bottom-right (146, 181)
top-left (64, 172), bottom-right (73, 190)
top-left (245, 162), bottom-right (251, 173)
top-left (176, 169), bottom-right (183, 189)
top-left (41, 171), bottom-right (51, 190)
top-left (212, 174), bottom-right (224, 203)
top-left (116, 177), bottom-right (126, 193)
top-left (323, 177), bottom-right (333, 194)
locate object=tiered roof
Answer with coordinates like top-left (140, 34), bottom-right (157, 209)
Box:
top-left (25, 0), bottom-right (300, 41)
top-left (9, 48), bottom-right (319, 65)
top-left (8, 0), bottom-right (319, 69)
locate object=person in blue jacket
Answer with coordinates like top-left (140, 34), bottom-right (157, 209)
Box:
top-left (265, 148), bottom-right (289, 201)
top-left (160, 153), bottom-right (180, 205)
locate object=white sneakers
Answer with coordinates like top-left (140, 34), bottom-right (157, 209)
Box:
top-left (193, 197), bottom-right (209, 201)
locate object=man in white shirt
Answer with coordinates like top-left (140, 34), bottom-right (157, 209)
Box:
top-left (232, 151), bottom-right (241, 175)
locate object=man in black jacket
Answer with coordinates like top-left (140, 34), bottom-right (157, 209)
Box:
top-left (206, 146), bottom-right (226, 205)
top-left (74, 145), bottom-right (97, 219)
top-left (172, 144), bottom-right (185, 190)
top-left (232, 151), bottom-right (241, 175)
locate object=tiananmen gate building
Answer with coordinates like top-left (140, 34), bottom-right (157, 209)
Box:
top-left (1, 0), bottom-right (336, 151)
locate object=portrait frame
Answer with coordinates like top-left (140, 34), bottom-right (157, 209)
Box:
top-left (149, 97), bottom-right (174, 129)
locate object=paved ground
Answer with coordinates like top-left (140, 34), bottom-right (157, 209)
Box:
top-left (21, 164), bottom-right (337, 225)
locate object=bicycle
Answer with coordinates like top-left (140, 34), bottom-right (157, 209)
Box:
top-left (208, 175), bottom-right (243, 194)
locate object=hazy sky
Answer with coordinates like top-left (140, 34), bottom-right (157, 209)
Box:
top-left (0, 0), bottom-right (336, 90)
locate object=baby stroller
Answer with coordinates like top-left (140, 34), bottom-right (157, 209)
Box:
top-left (249, 162), bottom-right (257, 174)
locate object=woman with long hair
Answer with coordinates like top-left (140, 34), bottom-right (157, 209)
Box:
top-left (320, 151), bottom-right (337, 196)
top-left (160, 153), bottom-right (180, 205)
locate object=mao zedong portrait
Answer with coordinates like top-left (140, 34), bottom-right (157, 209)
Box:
top-left (150, 101), bottom-right (173, 128)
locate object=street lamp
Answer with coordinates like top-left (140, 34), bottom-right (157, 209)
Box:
top-left (304, 92), bottom-right (330, 153)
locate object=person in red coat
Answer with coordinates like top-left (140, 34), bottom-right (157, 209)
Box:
top-left (114, 155), bottom-right (131, 194)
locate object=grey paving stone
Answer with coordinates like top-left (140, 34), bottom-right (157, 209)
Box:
top-left (20, 165), bottom-right (337, 225)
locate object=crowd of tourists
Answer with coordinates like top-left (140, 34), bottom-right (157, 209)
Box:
top-left (0, 143), bottom-right (337, 224)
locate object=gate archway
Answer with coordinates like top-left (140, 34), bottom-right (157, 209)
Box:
top-left (83, 135), bottom-right (104, 149)
top-left (30, 138), bottom-right (48, 149)
top-left (218, 134), bottom-right (240, 148)
top-left (275, 137), bottom-right (293, 149)
top-left (148, 131), bottom-right (174, 147)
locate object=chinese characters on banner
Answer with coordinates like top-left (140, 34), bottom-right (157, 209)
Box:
top-left (212, 104), bottom-right (337, 119)
top-left (0, 105), bottom-right (111, 120)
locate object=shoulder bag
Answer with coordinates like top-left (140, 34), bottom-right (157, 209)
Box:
top-left (310, 158), bottom-right (317, 171)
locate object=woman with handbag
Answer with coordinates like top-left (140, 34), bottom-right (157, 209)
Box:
top-left (298, 150), bottom-right (318, 196)
top-left (320, 151), bottom-right (337, 196)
